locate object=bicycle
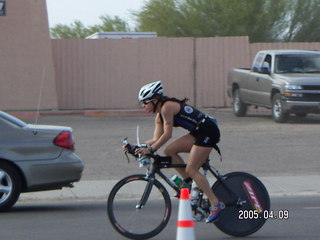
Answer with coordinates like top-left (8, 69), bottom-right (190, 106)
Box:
top-left (107, 138), bottom-right (270, 239)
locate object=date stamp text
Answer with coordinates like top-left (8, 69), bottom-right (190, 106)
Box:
top-left (239, 210), bottom-right (289, 220)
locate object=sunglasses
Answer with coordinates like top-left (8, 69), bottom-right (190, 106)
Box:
top-left (142, 99), bottom-right (154, 105)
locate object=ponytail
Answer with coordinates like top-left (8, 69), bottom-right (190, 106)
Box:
top-left (160, 96), bottom-right (188, 104)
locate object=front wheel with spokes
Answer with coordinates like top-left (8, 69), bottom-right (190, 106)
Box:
top-left (107, 174), bottom-right (172, 240)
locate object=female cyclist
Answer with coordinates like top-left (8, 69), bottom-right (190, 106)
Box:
top-left (134, 81), bottom-right (224, 223)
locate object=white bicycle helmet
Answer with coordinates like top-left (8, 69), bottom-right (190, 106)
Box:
top-left (138, 81), bottom-right (163, 102)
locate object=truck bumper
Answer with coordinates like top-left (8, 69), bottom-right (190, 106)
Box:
top-left (283, 100), bottom-right (320, 113)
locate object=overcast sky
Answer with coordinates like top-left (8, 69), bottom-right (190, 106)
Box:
top-left (46, 0), bottom-right (146, 27)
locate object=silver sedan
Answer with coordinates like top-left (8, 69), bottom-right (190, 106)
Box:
top-left (0, 111), bottom-right (84, 211)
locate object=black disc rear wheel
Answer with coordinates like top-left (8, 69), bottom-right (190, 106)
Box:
top-left (212, 172), bottom-right (270, 237)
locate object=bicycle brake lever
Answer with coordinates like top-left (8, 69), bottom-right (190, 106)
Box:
top-left (125, 152), bottom-right (130, 163)
top-left (123, 138), bottom-right (131, 163)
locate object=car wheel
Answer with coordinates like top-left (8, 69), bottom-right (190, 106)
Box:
top-left (272, 93), bottom-right (288, 123)
top-left (233, 89), bottom-right (247, 117)
top-left (0, 162), bottom-right (21, 211)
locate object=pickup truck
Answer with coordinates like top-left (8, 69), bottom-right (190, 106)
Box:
top-left (228, 50), bottom-right (320, 122)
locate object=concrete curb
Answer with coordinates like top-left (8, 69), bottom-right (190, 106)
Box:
top-left (19, 175), bottom-right (320, 202)
top-left (260, 175), bottom-right (320, 197)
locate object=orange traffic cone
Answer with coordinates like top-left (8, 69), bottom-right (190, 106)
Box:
top-left (176, 188), bottom-right (196, 240)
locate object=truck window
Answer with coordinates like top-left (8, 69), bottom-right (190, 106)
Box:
top-left (262, 55), bottom-right (272, 71)
top-left (252, 53), bottom-right (265, 72)
top-left (275, 54), bottom-right (320, 73)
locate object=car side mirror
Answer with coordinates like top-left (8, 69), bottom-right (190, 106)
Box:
top-left (258, 67), bottom-right (270, 75)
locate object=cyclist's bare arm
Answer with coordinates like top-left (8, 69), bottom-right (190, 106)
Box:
top-left (148, 102), bottom-right (178, 151)
top-left (145, 113), bottom-right (164, 146)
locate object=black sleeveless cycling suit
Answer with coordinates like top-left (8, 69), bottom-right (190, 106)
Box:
top-left (161, 101), bottom-right (221, 154)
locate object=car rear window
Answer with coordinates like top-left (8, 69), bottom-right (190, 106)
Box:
top-left (0, 112), bottom-right (27, 128)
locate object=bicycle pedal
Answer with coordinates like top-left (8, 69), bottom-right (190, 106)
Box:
top-left (193, 215), bottom-right (205, 222)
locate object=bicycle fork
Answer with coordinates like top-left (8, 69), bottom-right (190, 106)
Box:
top-left (135, 177), bottom-right (155, 209)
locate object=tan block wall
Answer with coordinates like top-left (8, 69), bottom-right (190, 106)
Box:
top-left (51, 38), bottom-right (320, 110)
top-left (52, 38), bottom-right (195, 109)
top-left (0, 0), bottom-right (57, 110)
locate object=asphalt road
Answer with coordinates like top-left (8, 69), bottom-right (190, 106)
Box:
top-left (32, 108), bottom-right (320, 181)
top-left (1, 196), bottom-right (319, 240)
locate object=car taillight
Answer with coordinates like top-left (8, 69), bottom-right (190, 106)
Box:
top-left (53, 131), bottom-right (75, 150)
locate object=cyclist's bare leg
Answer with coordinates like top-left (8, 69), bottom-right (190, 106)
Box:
top-left (186, 145), bottom-right (220, 206)
top-left (163, 134), bottom-right (194, 180)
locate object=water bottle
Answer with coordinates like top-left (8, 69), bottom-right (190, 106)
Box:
top-left (190, 181), bottom-right (200, 206)
top-left (171, 175), bottom-right (189, 189)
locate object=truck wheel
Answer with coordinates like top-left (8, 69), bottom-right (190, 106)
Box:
top-left (233, 89), bottom-right (247, 117)
top-left (272, 93), bottom-right (288, 123)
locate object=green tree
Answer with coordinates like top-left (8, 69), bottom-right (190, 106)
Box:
top-left (50, 0), bottom-right (320, 42)
top-left (135, 0), bottom-right (289, 42)
top-left (283, 0), bottom-right (320, 42)
top-left (133, 0), bottom-right (185, 37)
top-left (50, 15), bottom-right (130, 39)
top-left (135, 0), bottom-right (320, 42)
